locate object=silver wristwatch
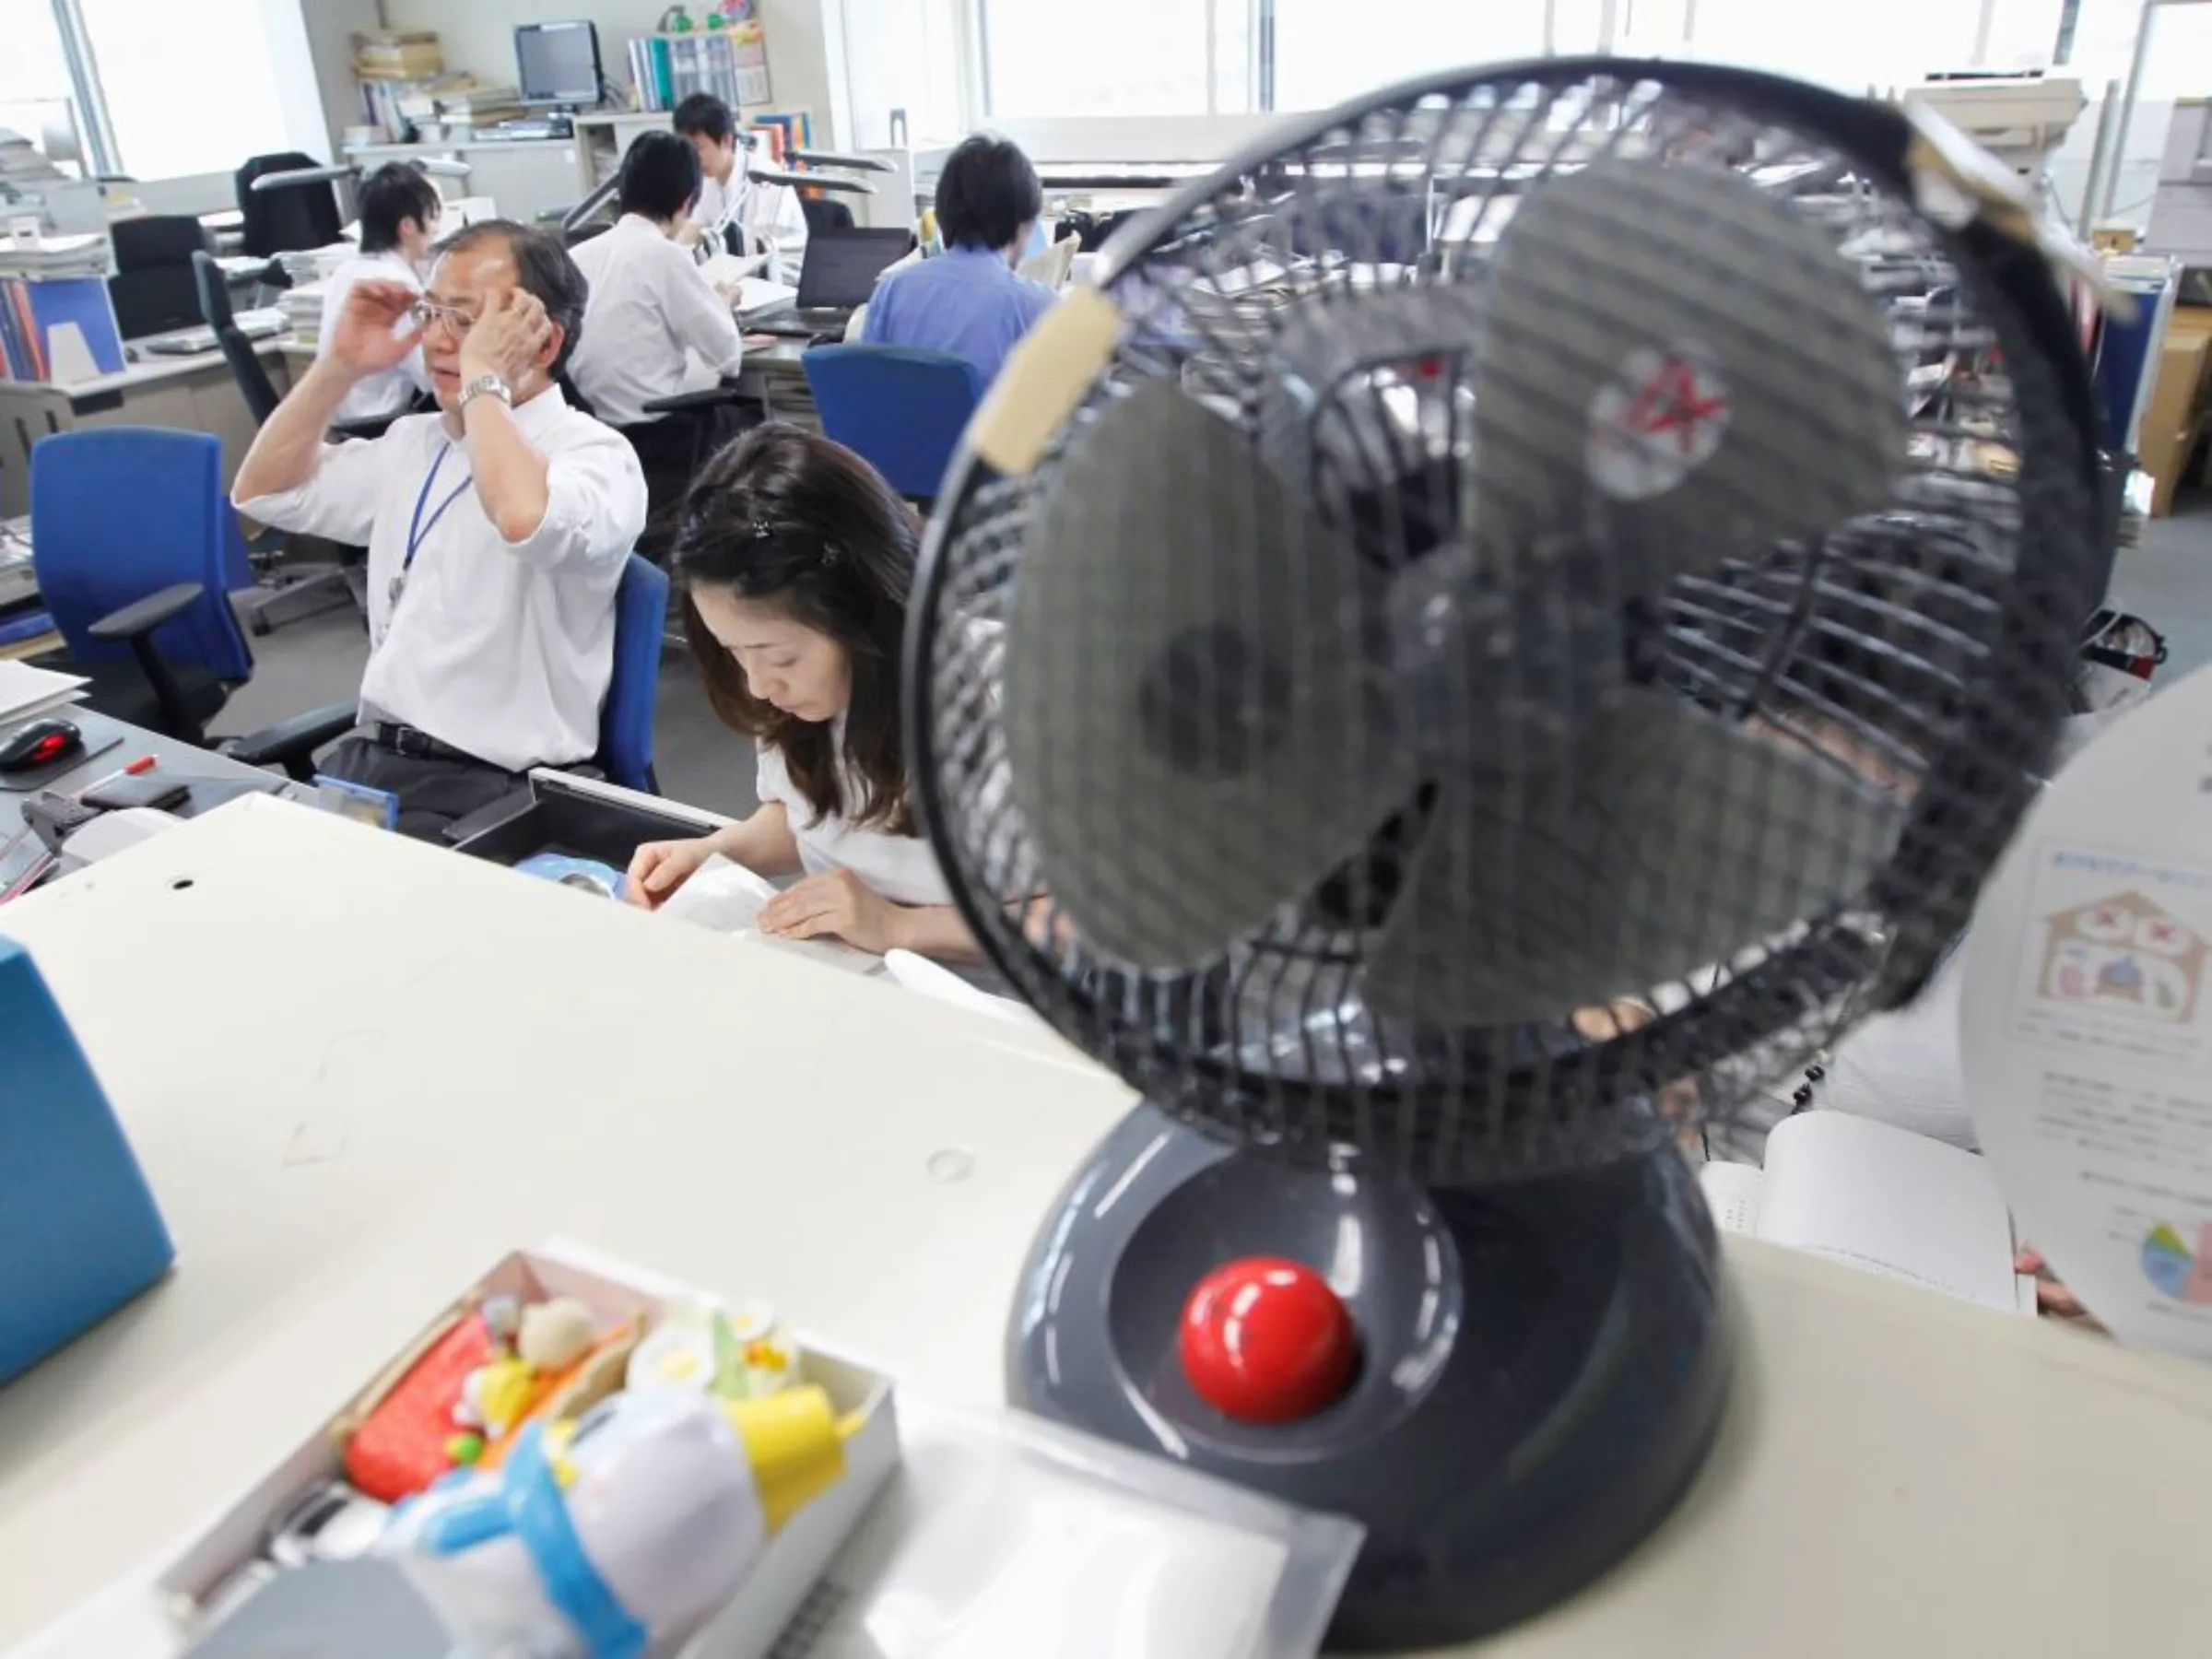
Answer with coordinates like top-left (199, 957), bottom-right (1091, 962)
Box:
top-left (458, 373), bottom-right (512, 411)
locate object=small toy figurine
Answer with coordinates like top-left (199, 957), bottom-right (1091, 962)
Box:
top-left (519, 1298), bottom-right (596, 1372)
top-left (455, 1356), bottom-right (538, 1438)
top-left (381, 1387), bottom-right (857, 1659)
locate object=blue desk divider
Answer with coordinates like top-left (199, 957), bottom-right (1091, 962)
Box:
top-left (0, 936), bottom-right (173, 1383)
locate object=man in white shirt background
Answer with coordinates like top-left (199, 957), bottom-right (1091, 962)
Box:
top-left (568, 130), bottom-right (746, 513)
top-left (234, 221), bottom-right (649, 840)
top-left (315, 163), bottom-right (443, 428)
top-left (673, 93), bottom-right (808, 281)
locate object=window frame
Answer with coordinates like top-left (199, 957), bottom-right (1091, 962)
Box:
top-left (955, 0), bottom-right (2027, 159)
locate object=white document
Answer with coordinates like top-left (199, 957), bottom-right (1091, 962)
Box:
top-left (655, 853), bottom-right (880, 974)
top-left (1960, 666), bottom-right (2212, 1355)
top-left (1702, 1112), bottom-right (2034, 1313)
top-left (0, 659), bottom-right (88, 725)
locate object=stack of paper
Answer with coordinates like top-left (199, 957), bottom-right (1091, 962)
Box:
top-left (278, 280), bottom-right (327, 343)
top-left (0, 233), bottom-right (109, 281)
top-left (0, 659), bottom-right (87, 726)
top-left (0, 131), bottom-right (63, 187)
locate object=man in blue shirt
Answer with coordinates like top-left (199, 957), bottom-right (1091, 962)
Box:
top-left (860, 134), bottom-right (1057, 386)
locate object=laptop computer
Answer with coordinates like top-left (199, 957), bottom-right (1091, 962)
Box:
top-left (747, 227), bottom-right (912, 337)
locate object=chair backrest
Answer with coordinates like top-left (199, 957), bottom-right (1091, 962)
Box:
top-left (799, 195), bottom-right (857, 238)
top-left (193, 252), bottom-right (281, 426)
top-left (236, 152), bottom-right (343, 259)
top-left (106, 215), bottom-right (210, 339)
top-left (599, 554), bottom-right (669, 792)
top-left (30, 429), bottom-right (253, 683)
top-left (801, 346), bottom-right (984, 500)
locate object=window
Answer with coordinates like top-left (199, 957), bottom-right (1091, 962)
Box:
top-left (981, 1), bottom-right (1222, 119)
top-left (1668, 0), bottom-right (1984, 96)
top-left (0, 1), bottom-right (76, 158)
top-left (1266, 0), bottom-right (1553, 114)
top-left (76, 0), bottom-right (302, 180)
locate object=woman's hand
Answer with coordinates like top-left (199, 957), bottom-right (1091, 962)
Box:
top-left (327, 278), bottom-right (424, 378)
top-left (759, 867), bottom-right (905, 955)
top-left (458, 288), bottom-right (554, 386)
top-left (626, 837), bottom-right (719, 910)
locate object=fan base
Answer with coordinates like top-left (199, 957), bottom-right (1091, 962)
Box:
top-left (1006, 1105), bottom-right (1732, 1650)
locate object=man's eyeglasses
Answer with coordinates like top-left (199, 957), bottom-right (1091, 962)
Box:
top-left (409, 300), bottom-right (477, 335)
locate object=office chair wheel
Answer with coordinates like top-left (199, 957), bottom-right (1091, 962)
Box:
top-left (249, 612), bottom-right (274, 637)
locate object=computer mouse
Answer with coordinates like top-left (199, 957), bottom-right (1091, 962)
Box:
top-left (0, 717), bottom-right (84, 773)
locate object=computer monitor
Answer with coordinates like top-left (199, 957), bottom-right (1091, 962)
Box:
top-left (795, 228), bottom-right (913, 310)
top-left (515, 21), bottom-right (602, 107)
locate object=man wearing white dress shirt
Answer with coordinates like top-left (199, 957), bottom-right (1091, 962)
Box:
top-left (568, 130), bottom-right (745, 502)
top-left (234, 221), bottom-right (648, 840)
top-left (673, 93), bottom-right (808, 279)
top-left (316, 163), bottom-right (443, 427)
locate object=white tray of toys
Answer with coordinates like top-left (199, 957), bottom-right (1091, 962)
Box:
top-left (10, 1241), bottom-right (1361, 1659)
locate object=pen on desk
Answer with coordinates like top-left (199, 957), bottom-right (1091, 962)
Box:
top-left (70, 754), bottom-right (156, 801)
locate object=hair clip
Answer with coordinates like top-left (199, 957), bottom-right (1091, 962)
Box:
top-left (753, 522), bottom-right (775, 541)
top-left (818, 543), bottom-right (841, 568)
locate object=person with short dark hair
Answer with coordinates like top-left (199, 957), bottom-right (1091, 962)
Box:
top-left (671, 92), bottom-right (806, 275)
top-left (234, 220), bottom-right (647, 839)
top-left (317, 162), bottom-right (444, 423)
top-left (859, 133), bottom-right (1056, 385)
top-left (569, 131), bottom-right (745, 488)
top-left (623, 424), bottom-right (981, 963)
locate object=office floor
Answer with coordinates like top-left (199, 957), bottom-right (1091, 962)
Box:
top-left (216, 498), bottom-right (2212, 822)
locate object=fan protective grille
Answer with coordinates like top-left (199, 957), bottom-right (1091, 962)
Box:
top-left (912, 63), bottom-right (2097, 1186)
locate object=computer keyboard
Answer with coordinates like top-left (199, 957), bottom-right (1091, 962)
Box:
top-left (140, 312), bottom-right (286, 357)
top-left (748, 313), bottom-right (850, 339)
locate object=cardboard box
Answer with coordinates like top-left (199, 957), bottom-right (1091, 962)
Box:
top-left (150, 1244), bottom-right (899, 1659)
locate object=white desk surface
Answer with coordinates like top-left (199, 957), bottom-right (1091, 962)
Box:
top-left (0, 799), bottom-right (2207, 1656)
top-left (7, 337), bottom-right (287, 401)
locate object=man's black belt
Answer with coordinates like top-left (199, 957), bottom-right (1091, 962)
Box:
top-left (368, 723), bottom-right (509, 770)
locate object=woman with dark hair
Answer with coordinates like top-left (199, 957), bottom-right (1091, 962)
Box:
top-left (625, 424), bottom-right (979, 961)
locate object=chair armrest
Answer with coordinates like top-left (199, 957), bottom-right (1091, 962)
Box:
top-left (88, 582), bottom-right (204, 642)
top-left (224, 700), bottom-right (357, 777)
top-left (640, 384), bottom-right (749, 416)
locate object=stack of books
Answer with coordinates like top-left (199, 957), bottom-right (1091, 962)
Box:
top-left (0, 232), bottom-right (122, 383)
top-left (629, 29), bottom-right (773, 113)
top-left (353, 29), bottom-right (443, 82)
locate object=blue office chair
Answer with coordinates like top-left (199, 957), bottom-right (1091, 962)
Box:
top-left (29, 428), bottom-right (254, 743)
top-left (800, 346), bottom-right (984, 503)
top-left (229, 554), bottom-right (672, 806)
top-left (600, 554), bottom-right (669, 794)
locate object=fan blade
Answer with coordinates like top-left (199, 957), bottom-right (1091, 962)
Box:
top-left (1363, 691), bottom-right (1905, 1026)
top-left (1474, 157), bottom-right (1906, 581)
top-left (1005, 380), bottom-right (1417, 969)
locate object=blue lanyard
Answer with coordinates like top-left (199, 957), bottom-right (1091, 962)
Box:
top-left (406, 443), bottom-right (474, 575)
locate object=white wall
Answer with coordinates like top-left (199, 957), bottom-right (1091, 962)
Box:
top-left (840, 0), bottom-right (962, 148)
top-left (377, 0), bottom-right (849, 144)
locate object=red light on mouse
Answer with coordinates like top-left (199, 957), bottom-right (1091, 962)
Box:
top-left (31, 734), bottom-right (67, 763)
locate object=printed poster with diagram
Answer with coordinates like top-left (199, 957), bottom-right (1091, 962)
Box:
top-left (1960, 665), bottom-right (2212, 1355)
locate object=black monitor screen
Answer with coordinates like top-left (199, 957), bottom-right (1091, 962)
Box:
top-left (796, 228), bottom-right (913, 309)
top-left (515, 21), bottom-right (601, 104)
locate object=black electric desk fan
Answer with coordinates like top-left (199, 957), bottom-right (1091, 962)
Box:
top-left (908, 59), bottom-right (2103, 1649)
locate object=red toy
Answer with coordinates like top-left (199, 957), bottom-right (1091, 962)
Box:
top-left (341, 1311), bottom-right (495, 1503)
top-left (1178, 1256), bottom-right (1359, 1424)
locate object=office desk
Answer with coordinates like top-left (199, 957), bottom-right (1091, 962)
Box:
top-left (734, 335), bottom-right (818, 426)
top-left (282, 338), bottom-right (819, 428)
top-left (0, 711), bottom-right (294, 890)
top-left (0, 341), bottom-right (291, 519)
top-left (0, 799), bottom-right (2207, 1655)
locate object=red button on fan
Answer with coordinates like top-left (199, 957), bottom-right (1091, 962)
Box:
top-left (1179, 1256), bottom-right (1358, 1423)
